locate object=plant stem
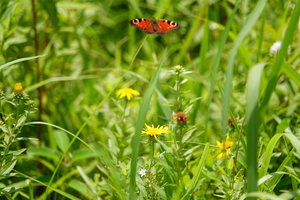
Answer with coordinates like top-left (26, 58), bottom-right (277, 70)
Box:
top-left (31, 0), bottom-right (42, 145)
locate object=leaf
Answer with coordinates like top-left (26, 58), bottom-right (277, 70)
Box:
top-left (27, 147), bottom-right (61, 160)
top-left (72, 149), bottom-right (96, 161)
top-left (183, 142), bottom-right (210, 199)
top-left (53, 129), bottom-right (70, 152)
top-left (246, 62), bottom-right (267, 194)
top-left (38, 0), bottom-right (59, 30)
top-left (68, 179), bottom-right (88, 197)
top-left (0, 1), bottom-right (17, 22)
top-left (3, 37), bottom-right (27, 51)
top-left (0, 54), bottom-right (46, 72)
top-left (0, 159), bottom-right (17, 175)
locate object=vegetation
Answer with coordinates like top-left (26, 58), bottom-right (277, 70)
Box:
top-left (1, 0), bottom-right (300, 199)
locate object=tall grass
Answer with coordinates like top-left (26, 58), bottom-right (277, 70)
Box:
top-left (1, 0), bottom-right (300, 199)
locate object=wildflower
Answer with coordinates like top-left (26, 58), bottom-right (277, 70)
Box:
top-left (142, 124), bottom-right (169, 138)
top-left (14, 83), bottom-right (23, 94)
top-left (269, 41), bottom-right (291, 56)
top-left (173, 112), bottom-right (188, 124)
top-left (138, 168), bottom-right (146, 177)
top-left (216, 135), bottom-right (233, 160)
top-left (209, 22), bottom-right (219, 30)
top-left (116, 88), bottom-right (140, 101)
top-left (228, 117), bottom-right (237, 128)
top-left (173, 65), bottom-right (183, 72)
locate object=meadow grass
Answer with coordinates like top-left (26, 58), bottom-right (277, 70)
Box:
top-left (1, 0), bottom-right (300, 199)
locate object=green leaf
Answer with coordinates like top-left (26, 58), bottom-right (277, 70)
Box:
top-left (3, 37), bottom-right (27, 51)
top-left (27, 147), bottom-right (61, 160)
top-left (72, 149), bottom-right (96, 161)
top-left (0, 54), bottom-right (46, 72)
top-left (246, 62), bottom-right (267, 195)
top-left (53, 129), bottom-right (70, 152)
top-left (183, 142), bottom-right (210, 199)
top-left (68, 179), bottom-right (88, 197)
top-left (38, 0), bottom-right (59, 30)
top-left (0, 1), bottom-right (17, 22)
top-left (258, 133), bottom-right (283, 180)
top-left (0, 159), bottom-right (17, 175)
top-left (281, 62), bottom-right (300, 88)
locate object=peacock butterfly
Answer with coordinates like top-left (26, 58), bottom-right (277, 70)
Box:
top-left (129, 17), bottom-right (179, 35)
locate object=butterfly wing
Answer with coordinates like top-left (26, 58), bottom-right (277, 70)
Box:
top-left (130, 18), bottom-right (179, 35)
top-left (156, 19), bottom-right (179, 35)
top-left (130, 18), bottom-right (152, 33)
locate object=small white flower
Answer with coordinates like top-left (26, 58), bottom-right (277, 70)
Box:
top-left (138, 168), bottom-right (146, 177)
top-left (209, 22), bottom-right (218, 30)
top-left (173, 65), bottom-right (183, 71)
top-left (269, 41), bottom-right (291, 56)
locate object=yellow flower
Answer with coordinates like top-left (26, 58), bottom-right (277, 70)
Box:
top-left (14, 83), bottom-right (23, 94)
top-left (216, 135), bottom-right (233, 160)
top-left (116, 88), bottom-right (140, 101)
top-left (142, 124), bottom-right (169, 138)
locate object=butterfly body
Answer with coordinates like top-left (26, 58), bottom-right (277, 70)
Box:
top-left (130, 18), bottom-right (179, 35)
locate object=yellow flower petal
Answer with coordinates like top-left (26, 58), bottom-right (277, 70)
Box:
top-left (142, 124), bottom-right (169, 138)
top-left (116, 88), bottom-right (140, 100)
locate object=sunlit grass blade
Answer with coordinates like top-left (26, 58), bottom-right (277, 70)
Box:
top-left (24, 75), bottom-right (99, 93)
top-left (25, 122), bottom-right (92, 151)
top-left (13, 169), bottom-right (80, 200)
top-left (182, 142), bottom-right (210, 199)
top-left (246, 63), bottom-right (266, 197)
top-left (222, 0), bottom-right (267, 141)
top-left (129, 48), bottom-right (168, 199)
top-left (281, 63), bottom-right (300, 87)
top-left (258, 133), bottom-right (283, 188)
top-left (260, 1), bottom-right (300, 115)
top-left (0, 54), bottom-right (46, 72)
top-left (204, 0), bottom-right (241, 142)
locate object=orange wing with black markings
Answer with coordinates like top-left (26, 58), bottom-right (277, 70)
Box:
top-left (130, 18), bottom-right (179, 35)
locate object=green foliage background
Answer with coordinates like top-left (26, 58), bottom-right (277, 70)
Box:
top-left (1, 0), bottom-right (300, 199)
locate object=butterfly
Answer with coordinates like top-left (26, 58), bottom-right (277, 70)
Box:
top-left (129, 17), bottom-right (179, 35)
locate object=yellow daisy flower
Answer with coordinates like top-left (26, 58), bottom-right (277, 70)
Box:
top-left (14, 83), bottom-right (23, 94)
top-left (216, 135), bottom-right (233, 160)
top-left (142, 124), bottom-right (169, 138)
top-left (116, 88), bottom-right (140, 101)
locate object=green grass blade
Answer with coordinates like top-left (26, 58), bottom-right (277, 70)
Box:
top-left (204, 0), bottom-right (241, 142)
top-left (222, 0), bottom-right (267, 141)
top-left (183, 142), bottom-right (210, 199)
top-left (175, 0), bottom-right (209, 63)
top-left (256, 8), bottom-right (266, 62)
top-left (0, 54), bottom-right (46, 72)
top-left (283, 133), bottom-right (300, 157)
top-left (191, 10), bottom-right (209, 125)
top-left (127, 0), bottom-right (142, 17)
top-left (281, 63), bottom-right (300, 88)
top-left (24, 75), bottom-right (99, 93)
top-left (14, 170), bottom-right (81, 200)
top-left (258, 133), bottom-right (283, 186)
top-left (260, 1), bottom-right (300, 115)
top-left (129, 48), bottom-right (168, 199)
top-left (246, 62), bottom-right (266, 197)
top-left (25, 121), bottom-right (92, 151)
